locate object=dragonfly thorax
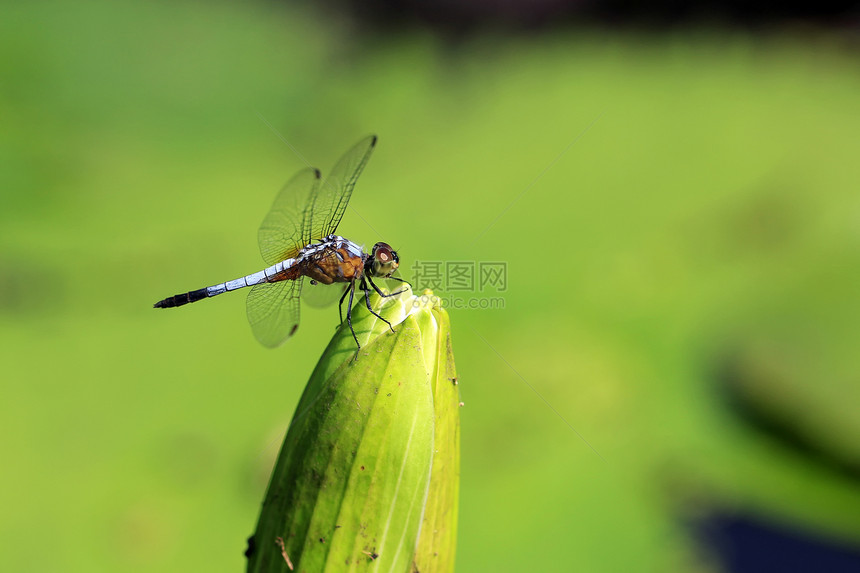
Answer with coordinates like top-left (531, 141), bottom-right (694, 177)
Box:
top-left (298, 234), bottom-right (366, 285)
top-left (298, 234), bottom-right (363, 262)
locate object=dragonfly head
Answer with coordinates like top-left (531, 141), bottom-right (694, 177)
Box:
top-left (368, 242), bottom-right (399, 278)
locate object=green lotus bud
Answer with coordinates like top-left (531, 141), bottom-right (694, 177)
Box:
top-left (246, 286), bottom-right (459, 573)
top-left (413, 295), bottom-right (460, 573)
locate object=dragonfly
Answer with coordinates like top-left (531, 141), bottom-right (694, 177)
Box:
top-left (154, 135), bottom-right (409, 349)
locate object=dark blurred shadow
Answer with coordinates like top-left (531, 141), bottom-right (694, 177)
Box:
top-left (325, 0), bottom-right (860, 32)
top-left (693, 509), bottom-right (860, 573)
top-left (713, 344), bottom-right (860, 482)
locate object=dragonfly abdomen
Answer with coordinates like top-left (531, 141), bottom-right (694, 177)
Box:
top-left (153, 258), bottom-right (299, 309)
top-left (153, 288), bottom-right (210, 308)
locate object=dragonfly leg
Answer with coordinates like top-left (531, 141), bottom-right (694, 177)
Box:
top-left (346, 281), bottom-right (360, 350)
top-left (387, 276), bottom-right (412, 286)
top-left (338, 283), bottom-right (351, 326)
top-left (385, 276), bottom-right (411, 296)
top-left (367, 274), bottom-right (408, 298)
top-left (363, 284), bottom-right (395, 333)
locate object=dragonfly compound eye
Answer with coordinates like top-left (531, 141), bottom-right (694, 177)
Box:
top-left (372, 242), bottom-right (399, 276)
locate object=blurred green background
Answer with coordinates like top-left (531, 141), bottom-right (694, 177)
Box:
top-left (2, 0), bottom-right (859, 571)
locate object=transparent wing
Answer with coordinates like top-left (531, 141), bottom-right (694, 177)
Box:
top-left (258, 168), bottom-right (321, 265)
top-left (302, 282), bottom-right (348, 309)
top-left (246, 278), bottom-right (303, 348)
top-left (308, 135), bottom-right (377, 240)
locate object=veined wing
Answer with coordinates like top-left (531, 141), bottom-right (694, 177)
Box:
top-left (302, 281), bottom-right (348, 309)
top-left (246, 278), bottom-right (303, 348)
top-left (258, 168), bottom-right (321, 265)
top-left (308, 135), bottom-right (377, 241)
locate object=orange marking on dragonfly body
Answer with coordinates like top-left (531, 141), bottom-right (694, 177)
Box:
top-left (303, 248), bottom-right (364, 285)
top-left (267, 266), bottom-right (302, 283)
